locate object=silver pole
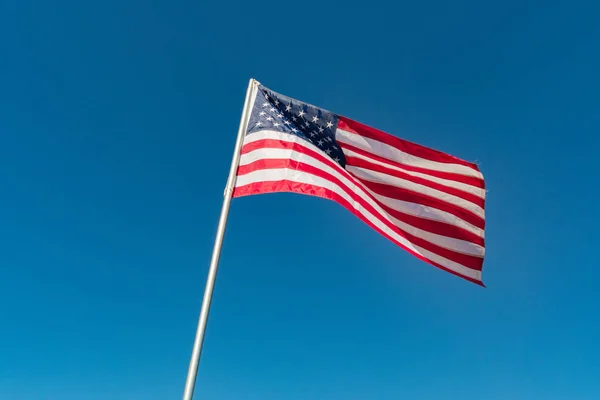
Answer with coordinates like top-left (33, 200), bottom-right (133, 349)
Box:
top-left (182, 78), bottom-right (259, 400)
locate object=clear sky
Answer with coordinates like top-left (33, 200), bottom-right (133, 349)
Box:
top-left (1, 1), bottom-right (599, 399)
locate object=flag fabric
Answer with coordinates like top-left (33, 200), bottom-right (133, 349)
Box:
top-left (233, 84), bottom-right (486, 285)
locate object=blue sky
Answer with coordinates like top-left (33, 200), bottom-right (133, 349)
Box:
top-left (1, 1), bottom-right (599, 399)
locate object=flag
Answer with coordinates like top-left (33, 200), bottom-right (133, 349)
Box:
top-left (233, 84), bottom-right (486, 285)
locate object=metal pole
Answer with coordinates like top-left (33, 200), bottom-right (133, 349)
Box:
top-left (182, 78), bottom-right (259, 400)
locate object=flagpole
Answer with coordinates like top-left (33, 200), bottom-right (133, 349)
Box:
top-left (182, 78), bottom-right (259, 400)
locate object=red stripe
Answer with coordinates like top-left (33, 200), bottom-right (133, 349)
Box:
top-left (241, 139), bottom-right (486, 235)
top-left (237, 157), bottom-right (484, 271)
top-left (242, 138), bottom-right (286, 155)
top-left (345, 155), bottom-right (485, 208)
top-left (338, 117), bottom-right (481, 170)
top-left (234, 181), bottom-right (484, 286)
top-left (339, 141), bottom-right (485, 189)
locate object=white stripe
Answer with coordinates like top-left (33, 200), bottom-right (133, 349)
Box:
top-left (342, 147), bottom-right (485, 198)
top-left (336, 128), bottom-right (484, 180)
top-left (238, 131), bottom-right (484, 261)
top-left (243, 130), bottom-right (285, 145)
top-left (347, 166), bottom-right (485, 219)
top-left (236, 166), bottom-right (482, 281)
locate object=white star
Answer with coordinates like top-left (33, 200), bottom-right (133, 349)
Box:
top-left (263, 102), bottom-right (269, 107)
top-left (298, 110), bottom-right (305, 117)
top-left (334, 157), bottom-right (340, 162)
top-left (317, 139), bottom-right (324, 146)
top-left (304, 123), bottom-right (310, 129)
top-left (256, 121), bottom-right (263, 127)
top-left (292, 116), bottom-right (297, 122)
top-left (276, 113), bottom-right (284, 118)
top-left (283, 120), bottom-right (291, 125)
top-left (273, 122), bottom-right (280, 127)
top-left (285, 104), bottom-right (292, 112)
top-left (318, 127), bottom-right (324, 133)
top-left (311, 116), bottom-right (319, 123)
top-left (291, 127), bottom-right (298, 133)
top-left (309, 131), bottom-right (317, 137)
top-left (259, 111), bottom-right (266, 116)
top-left (274, 99), bottom-right (279, 106)
top-left (325, 136), bottom-right (332, 142)
top-left (264, 93), bottom-right (269, 99)
top-left (326, 121), bottom-right (333, 128)
top-left (266, 117), bottom-right (273, 121)
top-left (270, 107), bottom-right (276, 113)
top-left (325, 148), bottom-right (333, 155)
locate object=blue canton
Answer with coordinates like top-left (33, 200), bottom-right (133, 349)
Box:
top-left (246, 85), bottom-right (346, 167)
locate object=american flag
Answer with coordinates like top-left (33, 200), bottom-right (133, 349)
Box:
top-left (233, 83), bottom-right (486, 285)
